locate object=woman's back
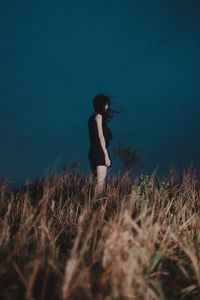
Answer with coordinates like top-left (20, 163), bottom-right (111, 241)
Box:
top-left (88, 112), bottom-right (112, 149)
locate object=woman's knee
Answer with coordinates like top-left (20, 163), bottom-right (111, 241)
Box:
top-left (96, 165), bottom-right (107, 180)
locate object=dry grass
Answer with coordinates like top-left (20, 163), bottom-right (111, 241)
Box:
top-left (0, 167), bottom-right (200, 300)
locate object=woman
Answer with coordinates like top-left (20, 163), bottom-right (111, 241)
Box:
top-left (88, 94), bottom-right (114, 195)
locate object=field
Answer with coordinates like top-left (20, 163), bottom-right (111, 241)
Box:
top-left (0, 168), bottom-right (200, 300)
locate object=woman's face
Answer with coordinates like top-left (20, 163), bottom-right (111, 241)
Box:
top-left (104, 103), bottom-right (109, 111)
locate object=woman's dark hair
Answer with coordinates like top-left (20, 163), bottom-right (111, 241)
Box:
top-left (93, 94), bottom-right (122, 123)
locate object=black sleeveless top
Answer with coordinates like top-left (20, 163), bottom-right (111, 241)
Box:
top-left (88, 112), bottom-right (113, 148)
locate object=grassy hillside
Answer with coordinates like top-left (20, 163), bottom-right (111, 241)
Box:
top-left (0, 168), bottom-right (200, 300)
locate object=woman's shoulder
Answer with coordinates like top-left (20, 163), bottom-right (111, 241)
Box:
top-left (89, 112), bottom-right (105, 123)
top-left (88, 112), bottom-right (101, 124)
top-left (94, 113), bottom-right (103, 118)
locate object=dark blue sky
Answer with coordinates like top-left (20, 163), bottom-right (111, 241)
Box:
top-left (1, 0), bottom-right (200, 188)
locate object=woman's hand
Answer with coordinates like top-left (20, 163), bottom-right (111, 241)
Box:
top-left (105, 154), bottom-right (111, 167)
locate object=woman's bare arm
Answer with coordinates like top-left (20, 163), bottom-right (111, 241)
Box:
top-left (95, 114), bottom-right (109, 158)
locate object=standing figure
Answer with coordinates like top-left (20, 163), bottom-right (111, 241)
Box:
top-left (88, 94), bottom-right (113, 195)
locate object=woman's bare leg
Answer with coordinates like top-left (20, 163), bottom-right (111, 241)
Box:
top-left (95, 165), bottom-right (107, 195)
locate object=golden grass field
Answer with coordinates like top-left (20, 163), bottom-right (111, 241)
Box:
top-left (0, 168), bottom-right (200, 300)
